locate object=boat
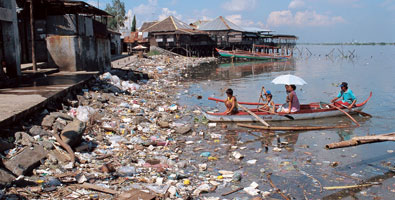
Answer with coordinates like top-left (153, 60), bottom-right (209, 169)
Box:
top-left (203, 92), bottom-right (372, 122)
top-left (216, 48), bottom-right (290, 60)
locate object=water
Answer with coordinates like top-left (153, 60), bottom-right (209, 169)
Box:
top-left (178, 45), bottom-right (395, 199)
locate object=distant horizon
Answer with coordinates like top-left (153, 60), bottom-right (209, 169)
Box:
top-left (83, 0), bottom-right (395, 43)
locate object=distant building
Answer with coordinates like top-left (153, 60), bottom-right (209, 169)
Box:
top-left (142, 16), bottom-right (215, 57)
top-left (198, 16), bottom-right (258, 50)
top-left (198, 16), bottom-right (297, 56)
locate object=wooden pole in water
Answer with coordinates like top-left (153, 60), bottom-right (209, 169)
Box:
top-left (238, 104), bottom-right (270, 127)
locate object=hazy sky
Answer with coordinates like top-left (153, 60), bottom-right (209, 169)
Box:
top-left (85, 0), bottom-right (395, 43)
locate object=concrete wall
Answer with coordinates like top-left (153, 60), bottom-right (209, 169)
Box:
top-left (0, 0), bottom-right (21, 77)
top-left (47, 35), bottom-right (110, 72)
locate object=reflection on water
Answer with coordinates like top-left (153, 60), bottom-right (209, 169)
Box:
top-left (182, 59), bottom-right (295, 81)
top-left (178, 45), bottom-right (395, 199)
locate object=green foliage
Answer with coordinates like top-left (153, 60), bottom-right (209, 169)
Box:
top-left (147, 50), bottom-right (161, 56)
top-left (131, 15), bottom-right (137, 32)
top-left (105, 0), bottom-right (126, 31)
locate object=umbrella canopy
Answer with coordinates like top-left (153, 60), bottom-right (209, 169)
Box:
top-left (271, 74), bottom-right (307, 85)
top-left (133, 45), bottom-right (147, 50)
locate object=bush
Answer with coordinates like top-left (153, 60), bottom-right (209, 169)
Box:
top-left (147, 50), bottom-right (161, 56)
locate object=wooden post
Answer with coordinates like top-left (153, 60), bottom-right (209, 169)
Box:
top-left (29, 0), bottom-right (36, 72)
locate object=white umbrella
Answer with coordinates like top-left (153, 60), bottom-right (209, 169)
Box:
top-left (133, 45), bottom-right (147, 50)
top-left (271, 74), bottom-right (307, 85)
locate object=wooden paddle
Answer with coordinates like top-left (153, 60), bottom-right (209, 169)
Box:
top-left (327, 103), bottom-right (360, 126)
top-left (257, 86), bottom-right (265, 109)
top-left (238, 104), bottom-right (270, 127)
top-left (321, 101), bottom-right (372, 118)
top-left (337, 103), bottom-right (372, 118)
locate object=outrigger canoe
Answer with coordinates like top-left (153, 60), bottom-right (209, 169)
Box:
top-left (216, 48), bottom-right (290, 60)
top-left (203, 92), bottom-right (372, 122)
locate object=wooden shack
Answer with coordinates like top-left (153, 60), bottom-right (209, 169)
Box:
top-left (142, 16), bottom-right (215, 57)
top-left (198, 16), bottom-right (259, 51)
top-left (16, 0), bottom-right (113, 72)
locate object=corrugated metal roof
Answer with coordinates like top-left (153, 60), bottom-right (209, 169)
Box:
top-left (171, 16), bottom-right (193, 30)
top-left (199, 16), bottom-right (245, 32)
top-left (143, 16), bottom-right (195, 32)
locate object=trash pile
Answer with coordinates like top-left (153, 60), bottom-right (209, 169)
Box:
top-left (2, 55), bottom-right (270, 199)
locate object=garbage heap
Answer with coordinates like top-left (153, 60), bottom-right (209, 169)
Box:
top-left (1, 55), bottom-right (234, 200)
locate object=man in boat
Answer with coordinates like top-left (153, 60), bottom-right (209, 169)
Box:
top-left (279, 85), bottom-right (300, 113)
top-left (225, 88), bottom-right (238, 115)
top-left (258, 90), bottom-right (276, 113)
top-left (331, 82), bottom-right (356, 109)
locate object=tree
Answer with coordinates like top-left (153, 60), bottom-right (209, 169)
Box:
top-left (105, 0), bottom-right (126, 31)
top-left (131, 15), bottom-right (136, 32)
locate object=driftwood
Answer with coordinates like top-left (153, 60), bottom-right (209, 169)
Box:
top-left (221, 187), bottom-right (244, 196)
top-left (323, 182), bottom-right (380, 190)
top-left (267, 173), bottom-right (290, 200)
top-left (238, 123), bottom-right (350, 131)
top-left (326, 133), bottom-right (395, 149)
top-left (238, 104), bottom-right (270, 127)
top-left (53, 129), bottom-right (75, 165)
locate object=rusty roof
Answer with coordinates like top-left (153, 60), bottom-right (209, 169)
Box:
top-left (17, 0), bottom-right (111, 16)
top-left (140, 21), bottom-right (157, 32)
top-left (142, 16), bottom-right (205, 35)
top-left (199, 16), bottom-right (245, 32)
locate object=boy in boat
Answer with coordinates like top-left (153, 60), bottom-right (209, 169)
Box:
top-left (279, 85), bottom-right (300, 113)
top-left (225, 88), bottom-right (238, 115)
top-left (331, 82), bottom-right (356, 109)
top-left (258, 90), bottom-right (276, 113)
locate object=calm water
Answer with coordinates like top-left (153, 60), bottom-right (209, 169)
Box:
top-left (178, 45), bottom-right (395, 199)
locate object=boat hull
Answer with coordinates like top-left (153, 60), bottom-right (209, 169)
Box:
top-left (202, 106), bottom-right (365, 122)
top-left (204, 92), bottom-right (372, 122)
top-left (216, 48), bottom-right (289, 60)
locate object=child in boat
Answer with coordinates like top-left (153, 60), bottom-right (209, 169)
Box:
top-left (225, 88), bottom-right (238, 115)
top-left (259, 90), bottom-right (276, 113)
top-left (279, 84), bottom-right (300, 113)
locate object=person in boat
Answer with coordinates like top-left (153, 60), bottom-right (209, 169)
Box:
top-left (258, 90), bottom-right (276, 113)
top-left (331, 82), bottom-right (356, 109)
top-left (225, 88), bottom-right (238, 115)
top-left (279, 84), bottom-right (300, 113)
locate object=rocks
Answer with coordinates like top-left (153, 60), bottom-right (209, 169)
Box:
top-left (157, 120), bottom-right (169, 128)
top-left (0, 139), bottom-right (14, 153)
top-left (14, 132), bottom-right (35, 146)
top-left (50, 112), bottom-right (73, 121)
top-left (3, 145), bottom-right (48, 176)
top-left (41, 115), bottom-right (56, 128)
top-left (29, 125), bottom-right (50, 136)
top-left (175, 125), bottom-right (192, 135)
top-left (0, 168), bottom-right (16, 185)
top-left (60, 120), bottom-right (85, 147)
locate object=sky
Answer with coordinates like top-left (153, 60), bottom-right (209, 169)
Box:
top-left (83, 0), bottom-right (395, 43)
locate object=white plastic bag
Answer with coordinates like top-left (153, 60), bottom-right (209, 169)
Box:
top-left (76, 106), bottom-right (96, 122)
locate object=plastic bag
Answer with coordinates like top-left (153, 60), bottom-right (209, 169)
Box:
top-left (76, 106), bottom-right (96, 122)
